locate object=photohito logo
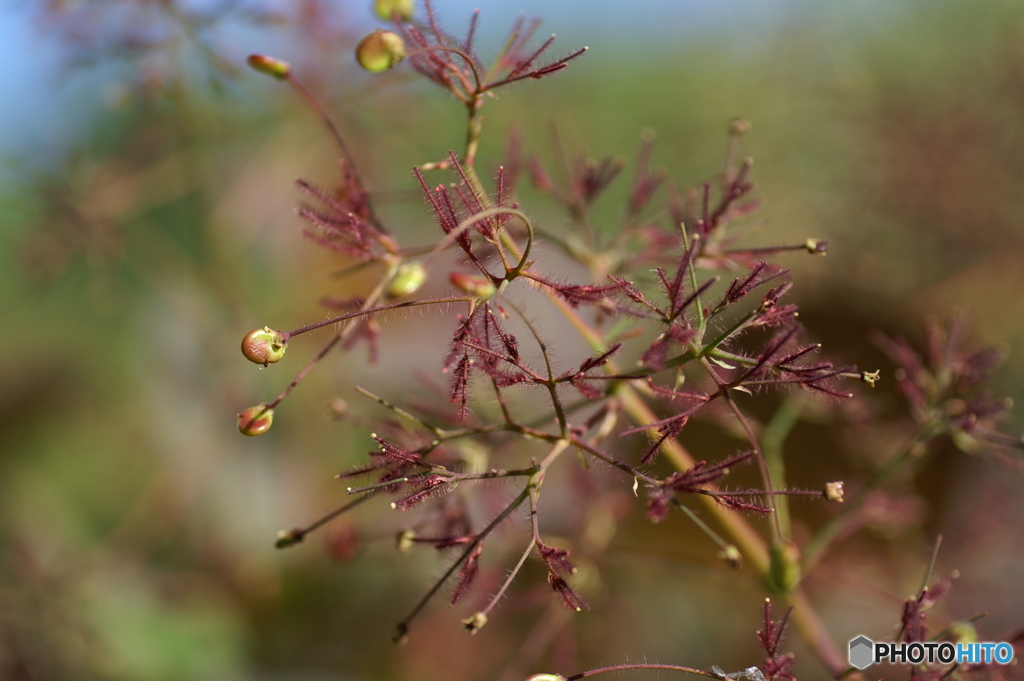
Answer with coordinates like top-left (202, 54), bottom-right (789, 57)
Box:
top-left (848, 636), bottom-right (1015, 670)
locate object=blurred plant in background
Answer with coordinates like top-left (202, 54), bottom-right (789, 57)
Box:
top-left (3, 1), bottom-right (1024, 680)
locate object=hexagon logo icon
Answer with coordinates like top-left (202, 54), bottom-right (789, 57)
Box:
top-left (849, 636), bottom-right (874, 670)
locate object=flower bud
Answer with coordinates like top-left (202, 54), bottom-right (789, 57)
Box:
top-left (396, 529), bottom-right (416, 553)
top-left (275, 528), bottom-right (304, 549)
top-left (246, 54), bottom-right (291, 80)
top-left (238, 404), bottom-right (274, 436)
top-left (356, 30), bottom-right (406, 72)
top-left (242, 327), bottom-right (288, 366)
top-left (374, 0), bottom-right (414, 21)
top-left (949, 621), bottom-right (978, 644)
top-left (462, 612), bottom-right (488, 634)
top-left (767, 540), bottom-right (801, 595)
top-left (803, 238), bottom-right (828, 255)
top-left (449, 272), bottom-right (496, 300)
top-left (387, 261), bottom-right (427, 298)
top-left (525, 675), bottom-right (566, 681)
top-left (729, 118), bottom-right (751, 135)
top-left (717, 544), bottom-right (743, 569)
top-left (824, 481), bottom-right (845, 502)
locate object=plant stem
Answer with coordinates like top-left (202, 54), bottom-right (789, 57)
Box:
top-left (266, 260), bottom-right (400, 410)
top-left (760, 395), bottom-right (804, 540)
top-left (566, 663), bottom-right (720, 680)
top-left (394, 486), bottom-right (531, 641)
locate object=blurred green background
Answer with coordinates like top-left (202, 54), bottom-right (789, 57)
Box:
top-left (3, 1), bottom-right (1024, 679)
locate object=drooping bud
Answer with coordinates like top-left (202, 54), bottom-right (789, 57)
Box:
top-left (729, 118), bottom-right (752, 135)
top-left (241, 326), bottom-right (288, 366)
top-left (824, 481), bottom-right (845, 502)
top-left (356, 30), bottom-right (406, 72)
top-left (767, 540), bottom-right (801, 595)
top-left (525, 675), bottom-right (566, 681)
top-left (237, 404), bottom-right (274, 436)
top-left (449, 272), bottom-right (496, 300)
top-left (275, 528), bottom-right (304, 548)
top-left (373, 0), bottom-right (414, 21)
top-left (462, 612), bottom-right (488, 634)
top-left (717, 544), bottom-right (743, 569)
top-left (246, 54), bottom-right (291, 80)
top-left (387, 261), bottom-right (427, 298)
top-left (396, 529), bottom-right (416, 553)
top-left (803, 238), bottom-right (828, 255)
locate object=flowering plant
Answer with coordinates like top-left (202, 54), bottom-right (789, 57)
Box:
top-left (237, 3), bottom-right (1023, 679)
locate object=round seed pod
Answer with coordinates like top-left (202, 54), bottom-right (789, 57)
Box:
top-left (387, 261), bottom-right (427, 298)
top-left (373, 0), bottom-right (414, 21)
top-left (241, 327), bottom-right (288, 366)
top-left (237, 404), bottom-right (275, 436)
top-left (356, 30), bottom-right (406, 72)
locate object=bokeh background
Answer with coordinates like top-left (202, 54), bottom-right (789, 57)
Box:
top-left (3, 0), bottom-right (1024, 679)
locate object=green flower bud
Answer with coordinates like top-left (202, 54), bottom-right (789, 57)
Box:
top-left (717, 544), bottom-right (743, 569)
top-left (767, 540), bottom-right (801, 595)
top-left (804, 238), bottom-right (828, 255)
top-left (237, 404), bottom-right (274, 436)
top-left (241, 327), bottom-right (288, 366)
top-left (396, 529), bottom-right (416, 553)
top-left (462, 611), bottom-right (488, 634)
top-left (949, 621), bottom-right (978, 644)
top-left (246, 54), bottom-right (291, 80)
top-left (356, 30), bottom-right (406, 72)
top-left (449, 272), bottom-right (497, 300)
top-left (387, 261), bottom-right (427, 298)
top-left (275, 528), bottom-right (305, 549)
top-left (373, 0), bottom-right (414, 21)
top-left (823, 481), bottom-right (845, 502)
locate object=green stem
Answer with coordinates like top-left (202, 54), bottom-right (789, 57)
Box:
top-left (760, 395), bottom-right (805, 540)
